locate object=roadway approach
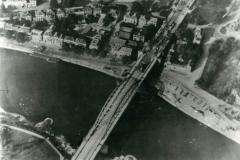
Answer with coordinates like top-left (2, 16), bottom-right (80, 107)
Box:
top-left (72, 0), bottom-right (196, 159)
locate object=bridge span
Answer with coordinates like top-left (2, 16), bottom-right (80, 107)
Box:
top-left (72, 0), bottom-right (196, 159)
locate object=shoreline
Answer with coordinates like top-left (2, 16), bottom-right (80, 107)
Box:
top-left (0, 38), bottom-right (125, 80)
top-left (156, 71), bottom-right (240, 145)
top-left (0, 111), bottom-right (65, 160)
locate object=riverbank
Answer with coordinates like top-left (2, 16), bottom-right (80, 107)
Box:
top-left (0, 37), bottom-right (128, 79)
top-left (0, 111), bottom-right (64, 160)
top-left (156, 69), bottom-right (240, 144)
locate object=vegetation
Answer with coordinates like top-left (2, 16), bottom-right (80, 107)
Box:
top-left (197, 37), bottom-right (240, 105)
top-left (189, 0), bottom-right (232, 25)
top-left (170, 29), bottom-right (203, 71)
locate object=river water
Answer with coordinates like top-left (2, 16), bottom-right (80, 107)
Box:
top-left (1, 49), bottom-right (240, 160)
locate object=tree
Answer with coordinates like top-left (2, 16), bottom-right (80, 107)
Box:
top-left (0, 3), bottom-right (6, 12)
top-left (50, 0), bottom-right (58, 9)
top-left (103, 13), bottom-right (115, 26)
top-left (16, 32), bottom-right (26, 43)
top-left (131, 0), bottom-right (155, 15)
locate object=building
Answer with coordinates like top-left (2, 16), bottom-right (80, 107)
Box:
top-left (127, 40), bottom-right (138, 48)
top-left (75, 37), bottom-right (87, 47)
top-left (118, 26), bottom-right (133, 40)
top-left (63, 35), bottom-right (75, 44)
top-left (4, 23), bottom-right (13, 31)
top-left (3, 0), bottom-right (37, 8)
top-left (138, 15), bottom-right (147, 28)
top-left (89, 34), bottom-right (102, 50)
top-left (110, 37), bottom-right (126, 51)
top-left (34, 10), bottom-right (46, 22)
top-left (45, 9), bottom-right (55, 22)
top-left (148, 17), bottom-right (158, 26)
top-left (114, 46), bottom-right (132, 58)
top-left (193, 27), bottom-right (202, 44)
top-left (31, 29), bottom-right (43, 42)
top-left (19, 11), bottom-right (33, 21)
top-left (56, 8), bottom-right (66, 19)
top-left (123, 12), bottom-right (137, 25)
top-left (19, 25), bottom-right (31, 34)
top-left (133, 31), bottom-right (144, 42)
top-left (50, 33), bottom-right (63, 48)
top-left (43, 30), bottom-right (53, 43)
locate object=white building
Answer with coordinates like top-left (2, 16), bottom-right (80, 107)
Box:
top-left (193, 27), bottom-right (202, 44)
top-left (89, 34), bottom-right (102, 50)
top-left (34, 10), bottom-right (46, 22)
top-left (31, 29), bottom-right (43, 42)
top-left (123, 12), bottom-right (137, 25)
top-left (3, 0), bottom-right (37, 8)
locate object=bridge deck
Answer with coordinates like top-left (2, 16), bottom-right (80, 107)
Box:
top-left (72, 0), bottom-right (196, 159)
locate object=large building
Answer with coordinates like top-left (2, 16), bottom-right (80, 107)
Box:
top-left (3, 0), bottom-right (37, 8)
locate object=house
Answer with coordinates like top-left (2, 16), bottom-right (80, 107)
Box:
top-left (34, 10), bottom-right (46, 22)
top-left (56, 8), bottom-right (66, 19)
top-left (133, 31), bottom-right (144, 42)
top-left (75, 37), bottom-right (87, 47)
top-left (19, 26), bottom-right (31, 34)
top-left (127, 40), bottom-right (138, 48)
top-left (123, 12), bottom-right (137, 25)
top-left (193, 27), bottom-right (202, 44)
top-left (93, 7), bottom-right (102, 16)
top-left (89, 34), bottom-right (102, 50)
top-left (4, 23), bottom-right (13, 31)
top-left (52, 33), bottom-right (64, 48)
top-left (45, 9), bottom-right (55, 22)
top-left (110, 37), bottom-right (126, 52)
top-left (63, 35), bottom-right (75, 44)
top-left (31, 29), bottom-right (43, 42)
top-left (118, 26), bottom-right (133, 40)
top-left (84, 6), bottom-right (93, 15)
top-left (20, 11), bottom-right (33, 21)
top-left (119, 31), bottom-right (131, 40)
top-left (114, 46), bottom-right (132, 58)
top-left (138, 15), bottom-right (147, 28)
top-left (43, 30), bottom-right (53, 43)
top-left (148, 17), bottom-right (158, 26)
top-left (120, 26), bottom-right (133, 33)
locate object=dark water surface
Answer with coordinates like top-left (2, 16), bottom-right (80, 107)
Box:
top-left (1, 49), bottom-right (240, 160)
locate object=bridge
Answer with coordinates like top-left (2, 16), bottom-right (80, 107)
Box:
top-left (72, 0), bottom-right (196, 159)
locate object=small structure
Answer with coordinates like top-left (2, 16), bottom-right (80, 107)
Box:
top-left (193, 27), bottom-right (202, 44)
top-left (110, 37), bottom-right (126, 52)
top-left (20, 11), bottom-right (33, 21)
top-left (4, 23), bottom-right (13, 31)
top-left (89, 34), bottom-right (102, 50)
top-left (45, 9), bottom-right (55, 22)
top-left (114, 46), bottom-right (132, 58)
top-left (31, 29), bottom-right (43, 42)
top-left (56, 8), bottom-right (66, 19)
top-left (118, 26), bottom-right (133, 40)
top-left (52, 33), bottom-right (64, 48)
top-left (34, 10), bottom-right (46, 22)
top-left (148, 17), bottom-right (158, 26)
top-left (43, 30), bottom-right (53, 44)
top-left (138, 15), bottom-right (147, 28)
top-left (19, 25), bottom-right (31, 34)
top-left (64, 35), bottom-right (75, 44)
top-left (133, 31), bottom-right (144, 42)
top-left (123, 12), bottom-right (138, 25)
top-left (75, 37), bottom-right (87, 47)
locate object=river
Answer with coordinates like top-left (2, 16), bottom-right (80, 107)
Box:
top-left (1, 48), bottom-right (240, 160)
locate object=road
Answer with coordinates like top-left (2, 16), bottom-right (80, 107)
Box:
top-left (72, 0), bottom-right (196, 160)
